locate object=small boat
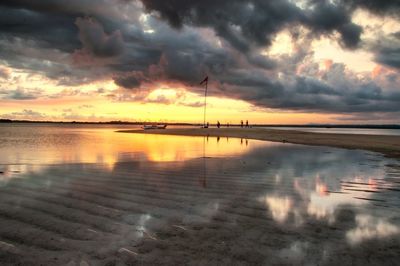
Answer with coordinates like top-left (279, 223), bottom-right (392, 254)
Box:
top-left (143, 124), bottom-right (167, 130)
top-left (156, 124), bottom-right (167, 129)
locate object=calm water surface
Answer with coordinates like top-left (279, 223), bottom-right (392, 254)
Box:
top-left (0, 124), bottom-right (399, 265)
top-left (266, 126), bottom-right (400, 136)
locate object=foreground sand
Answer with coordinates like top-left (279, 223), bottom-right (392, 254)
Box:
top-left (119, 128), bottom-right (400, 158)
top-left (1, 143), bottom-right (400, 265)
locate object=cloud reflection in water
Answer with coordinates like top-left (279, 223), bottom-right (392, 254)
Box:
top-left (347, 215), bottom-right (400, 245)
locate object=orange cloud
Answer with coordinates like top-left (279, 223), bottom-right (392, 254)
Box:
top-left (323, 59), bottom-right (333, 71)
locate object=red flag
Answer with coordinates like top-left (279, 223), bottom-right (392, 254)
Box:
top-left (200, 76), bottom-right (208, 85)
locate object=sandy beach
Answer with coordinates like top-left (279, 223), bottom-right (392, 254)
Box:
top-left (119, 128), bottom-right (400, 159)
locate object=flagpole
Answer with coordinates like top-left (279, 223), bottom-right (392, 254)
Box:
top-left (203, 80), bottom-right (207, 127)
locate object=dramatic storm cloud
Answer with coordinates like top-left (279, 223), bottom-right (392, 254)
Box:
top-left (0, 0), bottom-right (399, 121)
top-left (141, 0), bottom-right (363, 49)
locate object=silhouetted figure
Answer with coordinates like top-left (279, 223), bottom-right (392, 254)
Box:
top-left (217, 136), bottom-right (220, 143)
top-left (245, 139), bottom-right (248, 146)
top-left (246, 120), bottom-right (249, 128)
top-left (206, 122), bottom-right (209, 128)
top-left (227, 122), bottom-right (230, 127)
top-left (241, 120), bottom-right (243, 128)
top-left (240, 138), bottom-right (243, 145)
top-left (217, 121), bottom-right (220, 128)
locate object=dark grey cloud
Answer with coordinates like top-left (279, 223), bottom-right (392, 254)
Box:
top-left (0, 1), bottom-right (139, 84)
top-left (0, 88), bottom-right (43, 100)
top-left (369, 31), bottom-right (400, 69)
top-left (113, 73), bottom-right (142, 89)
top-left (141, 0), bottom-right (301, 49)
top-left (375, 46), bottom-right (400, 69)
top-left (247, 54), bottom-right (277, 70)
top-left (0, 6), bottom-right (79, 53)
top-left (347, 0), bottom-right (400, 17)
top-left (75, 17), bottom-right (124, 58)
top-left (304, 1), bottom-right (362, 49)
top-left (335, 112), bottom-right (400, 122)
top-left (140, 0), bottom-right (362, 49)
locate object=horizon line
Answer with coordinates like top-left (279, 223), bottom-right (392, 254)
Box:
top-left (1, 119), bottom-right (400, 129)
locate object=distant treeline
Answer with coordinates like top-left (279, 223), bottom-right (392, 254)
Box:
top-left (0, 119), bottom-right (200, 126)
top-left (253, 124), bottom-right (400, 129)
top-left (0, 119), bottom-right (399, 129)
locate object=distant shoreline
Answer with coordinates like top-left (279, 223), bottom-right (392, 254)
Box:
top-left (118, 128), bottom-right (400, 159)
top-left (1, 120), bottom-right (400, 129)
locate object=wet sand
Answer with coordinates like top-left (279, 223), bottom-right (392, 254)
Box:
top-left (1, 127), bottom-right (400, 265)
top-left (119, 128), bottom-right (400, 158)
top-left (1, 149), bottom-right (400, 265)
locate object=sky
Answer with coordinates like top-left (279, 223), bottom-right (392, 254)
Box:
top-left (0, 0), bottom-right (399, 124)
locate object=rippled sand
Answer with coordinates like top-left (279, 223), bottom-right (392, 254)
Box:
top-left (1, 140), bottom-right (400, 265)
